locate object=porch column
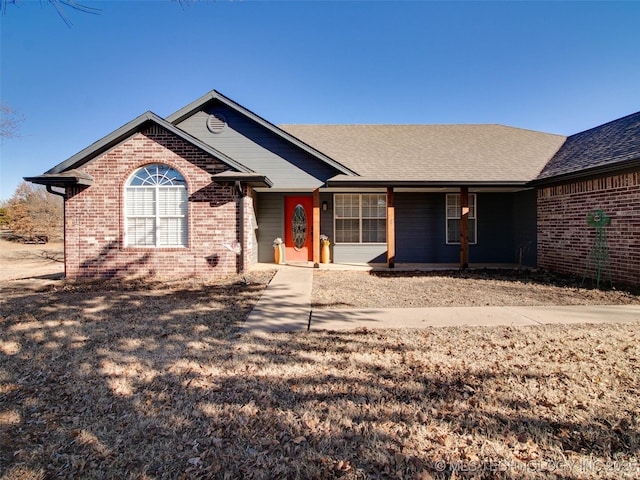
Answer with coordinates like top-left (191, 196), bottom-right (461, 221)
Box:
top-left (460, 186), bottom-right (469, 269)
top-left (313, 188), bottom-right (320, 267)
top-left (387, 187), bottom-right (395, 268)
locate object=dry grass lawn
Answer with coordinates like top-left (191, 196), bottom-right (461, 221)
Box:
top-left (312, 270), bottom-right (640, 309)
top-left (1, 269), bottom-right (639, 479)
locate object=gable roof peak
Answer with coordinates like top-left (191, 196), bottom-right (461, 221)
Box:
top-left (166, 89), bottom-right (358, 176)
top-left (45, 109), bottom-right (253, 175)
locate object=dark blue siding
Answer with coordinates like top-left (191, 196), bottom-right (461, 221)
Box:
top-left (256, 193), bottom-right (284, 263)
top-left (319, 192), bottom-right (334, 249)
top-left (395, 193), bottom-right (458, 263)
top-left (394, 192), bottom-right (537, 264)
top-left (177, 102), bottom-right (340, 189)
top-left (473, 193), bottom-right (515, 263)
top-left (513, 190), bottom-right (537, 266)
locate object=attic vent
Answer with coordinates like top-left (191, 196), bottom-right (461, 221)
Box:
top-left (206, 114), bottom-right (226, 133)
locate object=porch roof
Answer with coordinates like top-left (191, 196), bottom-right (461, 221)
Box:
top-left (24, 169), bottom-right (94, 188)
top-left (211, 171), bottom-right (273, 188)
top-left (280, 124), bottom-right (566, 184)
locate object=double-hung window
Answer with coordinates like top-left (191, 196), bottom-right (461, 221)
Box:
top-left (446, 193), bottom-right (477, 244)
top-left (125, 164), bottom-right (188, 247)
top-left (334, 194), bottom-right (386, 243)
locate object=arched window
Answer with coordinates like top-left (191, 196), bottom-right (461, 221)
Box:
top-left (125, 164), bottom-right (188, 247)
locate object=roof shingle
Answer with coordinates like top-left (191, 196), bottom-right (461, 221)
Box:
top-left (280, 124), bottom-right (566, 184)
top-left (537, 111), bottom-right (640, 181)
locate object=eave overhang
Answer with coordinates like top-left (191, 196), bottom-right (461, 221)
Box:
top-left (326, 176), bottom-right (531, 189)
top-left (530, 157), bottom-right (640, 187)
top-left (24, 169), bottom-right (95, 188)
top-left (211, 171), bottom-right (273, 188)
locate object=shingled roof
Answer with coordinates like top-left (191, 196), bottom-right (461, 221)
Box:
top-left (280, 124), bottom-right (566, 186)
top-left (536, 111), bottom-right (640, 182)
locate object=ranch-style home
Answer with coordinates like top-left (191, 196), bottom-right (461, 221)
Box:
top-left (26, 90), bottom-right (640, 287)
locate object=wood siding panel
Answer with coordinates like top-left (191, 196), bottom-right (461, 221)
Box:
top-left (473, 193), bottom-right (515, 263)
top-left (395, 192), bottom-right (527, 264)
top-left (395, 193), bottom-right (458, 263)
top-left (333, 244), bottom-right (387, 264)
top-left (176, 104), bottom-right (339, 190)
top-left (256, 193), bottom-right (284, 263)
top-left (319, 192), bottom-right (335, 261)
top-left (513, 190), bottom-right (537, 267)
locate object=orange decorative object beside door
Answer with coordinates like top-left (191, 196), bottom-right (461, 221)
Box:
top-left (284, 196), bottom-right (313, 261)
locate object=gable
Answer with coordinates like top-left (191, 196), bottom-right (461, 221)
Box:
top-left (26, 112), bottom-right (266, 189)
top-left (173, 97), bottom-right (351, 190)
top-left (537, 111), bottom-right (640, 182)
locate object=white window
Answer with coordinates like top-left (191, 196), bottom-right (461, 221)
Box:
top-left (446, 193), bottom-right (477, 244)
top-left (125, 164), bottom-right (188, 247)
top-left (334, 194), bottom-right (386, 243)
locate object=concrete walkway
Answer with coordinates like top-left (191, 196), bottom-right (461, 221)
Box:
top-left (243, 264), bottom-right (313, 333)
top-left (311, 305), bottom-right (640, 330)
top-left (243, 265), bottom-right (640, 333)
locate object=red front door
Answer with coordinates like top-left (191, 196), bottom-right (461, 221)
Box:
top-left (284, 196), bottom-right (313, 261)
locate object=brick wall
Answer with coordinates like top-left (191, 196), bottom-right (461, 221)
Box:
top-left (537, 169), bottom-right (640, 287)
top-left (64, 125), bottom-right (257, 279)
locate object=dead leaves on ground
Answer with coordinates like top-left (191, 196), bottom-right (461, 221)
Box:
top-left (312, 270), bottom-right (640, 309)
top-left (1, 273), bottom-right (639, 479)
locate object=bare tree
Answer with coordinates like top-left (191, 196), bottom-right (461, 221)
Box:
top-left (1, 0), bottom-right (100, 27)
top-left (0, 102), bottom-right (24, 138)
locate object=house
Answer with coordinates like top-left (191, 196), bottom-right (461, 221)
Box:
top-left (25, 90), bottom-right (640, 287)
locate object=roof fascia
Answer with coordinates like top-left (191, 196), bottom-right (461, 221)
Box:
top-left (24, 172), bottom-right (94, 188)
top-left (211, 172), bottom-right (273, 188)
top-left (166, 89), bottom-right (358, 177)
top-left (326, 178), bottom-right (530, 189)
top-left (530, 157), bottom-right (640, 187)
top-left (47, 111), bottom-right (252, 175)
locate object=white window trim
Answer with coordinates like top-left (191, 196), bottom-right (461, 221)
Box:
top-left (124, 165), bottom-right (188, 248)
top-left (446, 193), bottom-right (477, 245)
top-left (334, 193), bottom-right (387, 244)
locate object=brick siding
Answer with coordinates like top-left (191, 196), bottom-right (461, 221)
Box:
top-left (64, 125), bottom-right (256, 279)
top-left (537, 169), bottom-right (640, 287)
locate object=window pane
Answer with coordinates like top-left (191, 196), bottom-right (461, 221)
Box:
top-left (129, 165), bottom-right (186, 186)
top-left (447, 219), bottom-right (460, 244)
top-left (158, 187), bottom-right (187, 216)
top-left (469, 220), bottom-right (476, 243)
top-left (159, 217), bottom-right (187, 246)
top-left (335, 219), bottom-right (360, 243)
top-left (446, 194), bottom-right (459, 219)
top-left (126, 188), bottom-right (155, 216)
top-left (335, 194), bottom-right (359, 218)
top-left (128, 217), bottom-right (155, 246)
top-left (362, 219), bottom-right (386, 243)
top-left (362, 194), bottom-right (386, 218)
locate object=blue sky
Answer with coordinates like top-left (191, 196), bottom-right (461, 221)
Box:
top-left (1, 0), bottom-right (640, 200)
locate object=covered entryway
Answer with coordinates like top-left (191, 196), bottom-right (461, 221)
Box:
top-left (284, 196), bottom-right (313, 261)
